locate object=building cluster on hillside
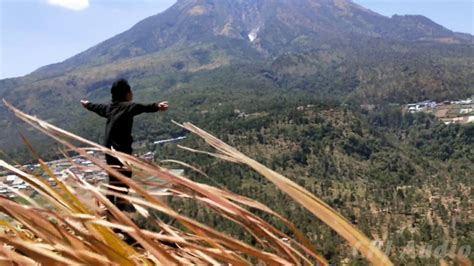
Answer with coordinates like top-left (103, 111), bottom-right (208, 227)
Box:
top-left (0, 157), bottom-right (108, 199)
top-left (1, 142), bottom-right (185, 200)
top-left (406, 101), bottom-right (437, 113)
top-left (0, 175), bottom-right (30, 197)
top-left (0, 152), bottom-right (108, 199)
top-left (405, 97), bottom-right (474, 125)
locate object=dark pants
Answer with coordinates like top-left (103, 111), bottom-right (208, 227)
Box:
top-left (105, 153), bottom-right (134, 212)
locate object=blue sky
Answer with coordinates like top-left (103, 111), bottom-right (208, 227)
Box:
top-left (0, 0), bottom-right (473, 79)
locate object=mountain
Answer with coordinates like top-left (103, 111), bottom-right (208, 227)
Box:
top-left (29, 0), bottom-right (473, 76)
top-left (0, 0), bottom-right (473, 149)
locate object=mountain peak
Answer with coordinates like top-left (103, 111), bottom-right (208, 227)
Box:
top-left (31, 0), bottom-right (471, 77)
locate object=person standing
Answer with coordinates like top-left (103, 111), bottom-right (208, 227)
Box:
top-left (81, 78), bottom-right (168, 211)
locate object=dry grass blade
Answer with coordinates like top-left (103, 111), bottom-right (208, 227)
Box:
top-left (92, 189), bottom-right (294, 265)
top-left (0, 159), bottom-right (145, 265)
top-left (0, 236), bottom-right (80, 265)
top-left (175, 121), bottom-right (394, 266)
top-left (0, 243), bottom-right (37, 265)
top-left (153, 184), bottom-right (325, 264)
top-left (197, 183), bottom-right (325, 262)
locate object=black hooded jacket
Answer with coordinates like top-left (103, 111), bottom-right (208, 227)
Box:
top-left (86, 101), bottom-right (159, 154)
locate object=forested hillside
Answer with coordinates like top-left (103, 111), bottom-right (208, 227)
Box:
top-left (132, 97), bottom-right (473, 264)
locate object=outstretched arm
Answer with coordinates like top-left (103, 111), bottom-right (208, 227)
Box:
top-left (129, 101), bottom-right (169, 116)
top-left (81, 100), bottom-right (108, 118)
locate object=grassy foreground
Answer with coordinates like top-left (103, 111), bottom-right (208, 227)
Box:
top-left (0, 100), bottom-right (395, 265)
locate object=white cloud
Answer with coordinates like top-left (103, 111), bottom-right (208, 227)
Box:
top-left (47, 0), bottom-right (90, 11)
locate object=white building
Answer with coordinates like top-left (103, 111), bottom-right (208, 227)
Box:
top-left (407, 101), bottom-right (435, 113)
top-left (5, 175), bottom-right (18, 183)
top-left (12, 179), bottom-right (24, 185)
top-left (460, 106), bottom-right (473, 114)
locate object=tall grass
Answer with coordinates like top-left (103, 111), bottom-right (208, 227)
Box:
top-left (0, 100), bottom-right (393, 265)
